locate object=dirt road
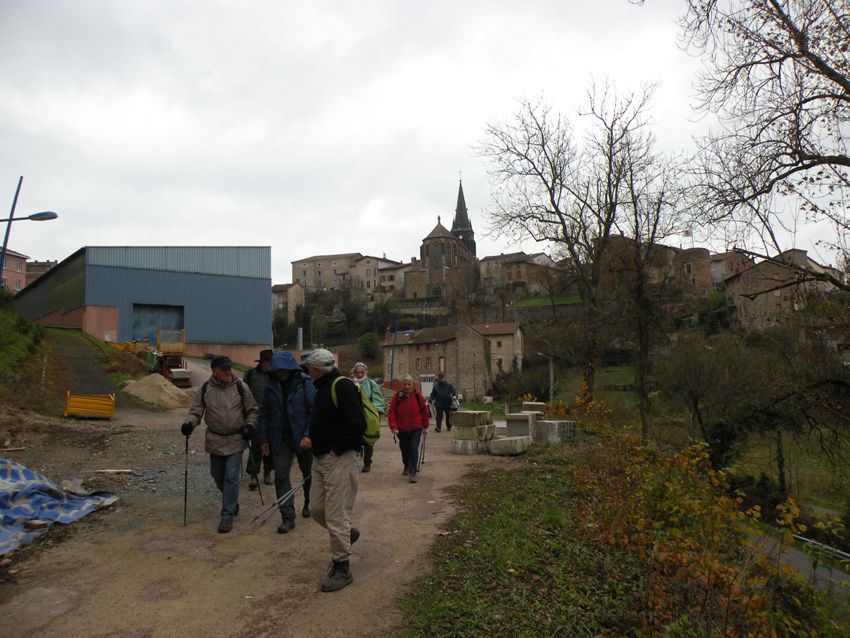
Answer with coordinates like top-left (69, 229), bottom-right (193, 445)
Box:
top-left (0, 406), bottom-right (501, 638)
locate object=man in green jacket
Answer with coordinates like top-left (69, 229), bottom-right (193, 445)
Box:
top-left (182, 356), bottom-right (258, 533)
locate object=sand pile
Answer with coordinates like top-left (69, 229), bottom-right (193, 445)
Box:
top-left (123, 374), bottom-right (195, 409)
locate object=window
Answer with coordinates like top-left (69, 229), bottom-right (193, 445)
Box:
top-left (366, 281), bottom-right (371, 288)
top-left (366, 268), bottom-right (371, 276)
top-left (685, 263), bottom-right (692, 274)
top-left (16, 260), bottom-right (22, 272)
top-left (15, 280), bottom-right (21, 291)
top-left (332, 261), bottom-right (337, 267)
top-left (302, 269), bottom-right (306, 278)
top-left (439, 356), bottom-right (444, 372)
top-left (426, 357), bottom-right (431, 367)
top-left (416, 357), bottom-right (421, 369)
top-left (496, 341), bottom-right (502, 348)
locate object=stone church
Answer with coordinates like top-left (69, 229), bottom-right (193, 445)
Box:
top-left (404, 181), bottom-right (479, 304)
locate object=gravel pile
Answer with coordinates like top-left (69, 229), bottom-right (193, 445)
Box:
top-left (122, 374), bottom-right (195, 409)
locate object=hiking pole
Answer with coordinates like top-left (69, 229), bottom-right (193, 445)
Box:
top-left (182, 435), bottom-right (189, 527)
top-left (253, 471), bottom-right (265, 505)
top-left (250, 475), bottom-right (311, 527)
top-left (417, 430), bottom-right (427, 472)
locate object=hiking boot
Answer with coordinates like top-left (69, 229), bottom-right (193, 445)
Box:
top-left (402, 467), bottom-right (409, 476)
top-left (321, 560), bottom-right (353, 592)
top-left (409, 473), bottom-right (418, 484)
top-left (248, 476), bottom-right (258, 491)
top-left (350, 527), bottom-right (360, 546)
top-left (435, 427), bottom-right (441, 433)
top-left (302, 503), bottom-right (311, 518)
top-left (277, 518), bottom-right (295, 534)
top-left (217, 517), bottom-right (233, 533)
top-left (263, 470), bottom-right (273, 485)
top-left (361, 463), bottom-right (371, 473)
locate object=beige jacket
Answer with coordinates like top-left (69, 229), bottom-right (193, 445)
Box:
top-left (186, 376), bottom-right (259, 456)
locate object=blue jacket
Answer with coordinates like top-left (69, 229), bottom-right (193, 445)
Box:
top-left (256, 373), bottom-right (316, 455)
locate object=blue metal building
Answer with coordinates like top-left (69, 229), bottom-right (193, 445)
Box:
top-left (14, 246), bottom-right (272, 360)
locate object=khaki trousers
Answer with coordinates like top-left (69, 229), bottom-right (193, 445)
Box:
top-left (309, 449), bottom-right (361, 561)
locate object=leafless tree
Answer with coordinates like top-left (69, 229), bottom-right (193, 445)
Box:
top-left (681, 0), bottom-right (850, 264)
top-left (480, 82), bottom-right (673, 401)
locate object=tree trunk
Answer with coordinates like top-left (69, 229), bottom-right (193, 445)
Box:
top-left (636, 316), bottom-right (651, 441)
top-left (776, 428), bottom-right (787, 498)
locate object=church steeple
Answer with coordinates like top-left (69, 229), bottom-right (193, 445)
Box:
top-left (450, 179), bottom-right (476, 256)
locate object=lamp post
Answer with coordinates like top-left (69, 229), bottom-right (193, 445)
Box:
top-left (1, 177), bottom-right (58, 291)
top-left (537, 352), bottom-right (554, 404)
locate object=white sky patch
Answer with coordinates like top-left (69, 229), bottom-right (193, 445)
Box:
top-left (0, 0), bottom-right (831, 281)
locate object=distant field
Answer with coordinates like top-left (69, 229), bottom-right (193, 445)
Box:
top-left (514, 294), bottom-right (581, 307)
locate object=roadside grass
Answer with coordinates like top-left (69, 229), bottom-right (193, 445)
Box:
top-left (397, 437), bottom-right (847, 637)
top-left (459, 400), bottom-right (505, 418)
top-left (514, 294), bottom-right (582, 308)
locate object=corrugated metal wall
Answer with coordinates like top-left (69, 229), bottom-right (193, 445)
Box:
top-left (85, 266), bottom-right (271, 344)
top-left (86, 246), bottom-right (270, 279)
top-left (12, 250), bottom-right (86, 319)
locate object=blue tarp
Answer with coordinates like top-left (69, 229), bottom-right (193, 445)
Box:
top-left (0, 458), bottom-right (118, 555)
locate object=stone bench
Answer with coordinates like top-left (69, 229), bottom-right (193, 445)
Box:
top-left (534, 420), bottom-right (577, 444)
top-left (488, 435), bottom-right (532, 456)
top-left (504, 411), bottom-right (542, 437)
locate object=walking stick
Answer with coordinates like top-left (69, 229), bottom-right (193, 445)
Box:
top-left (254, 471), bottom-right (265, 505)
top-left (251, 475), bottom-right (311, 527)
top-left (182, 435), bottom-right (189, 527)
top-left (417, 429), bottom-right (427, 472)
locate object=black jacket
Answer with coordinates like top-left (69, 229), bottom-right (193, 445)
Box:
top-left (309, 369), bottom-right (366, 457)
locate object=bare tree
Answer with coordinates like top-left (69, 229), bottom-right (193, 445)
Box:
top-left (479, 82), bottom-right (664, 398)
top-left (681, 0), bottom-right (850, 262)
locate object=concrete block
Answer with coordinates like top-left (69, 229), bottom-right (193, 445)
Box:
top-left (488, 435), bottom-right (532, 456)
top-left (452, 439), bottom-right (489, 455)
top-left (534, 420), bottom-right (579, 444)
top-left (505, 413), bottom-right (533, 437)
top-left (452, 411), bottom-right (493, 427)
top-left (453, 424), bottom-right (496, 441)
top-left (522, 402), bottom-right (547, 412)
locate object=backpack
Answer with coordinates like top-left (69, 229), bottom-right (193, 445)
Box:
top-left (330, 376), bottom-right (381, 446)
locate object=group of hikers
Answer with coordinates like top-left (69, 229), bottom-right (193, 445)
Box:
top-left (180, 348), bottom-right (456, 592)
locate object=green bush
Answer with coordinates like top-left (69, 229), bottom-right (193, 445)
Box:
top-left (358, 331), bottom-right (380, 359)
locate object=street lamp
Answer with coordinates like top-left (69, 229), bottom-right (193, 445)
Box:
top-left (537, 352), bottom-right (554, 404)
top-left (1, 177), bottom-right (58, 291)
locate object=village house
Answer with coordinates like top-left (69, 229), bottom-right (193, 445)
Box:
top-left (380, 321), bottom-right (524, 401)
top-left (271, 281), bottom-right (305, 324)
top-left (709, 250), bottom-right (755, 289)
top-left (1, 248), bottom-right (28, 293)
top-left (723, 249), bottom-right (839, 330)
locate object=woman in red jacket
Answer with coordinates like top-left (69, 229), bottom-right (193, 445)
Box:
top-left (387, 374), bottom-right (430, 483)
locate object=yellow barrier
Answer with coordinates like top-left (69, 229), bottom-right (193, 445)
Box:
top-left (64, 391), bottom-right (116, 419)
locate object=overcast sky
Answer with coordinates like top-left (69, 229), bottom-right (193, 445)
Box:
top-left (1, 0), bottom-right (831, 282)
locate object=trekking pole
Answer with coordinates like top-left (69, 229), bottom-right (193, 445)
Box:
top-left (182, 435), bottom-right (189, 527)
top-left (417, 430), bottom-right (427, 472)
top-left (250, 475), bottom-right (311, 526)
top-left (253, 471), bottom-right (265, 506)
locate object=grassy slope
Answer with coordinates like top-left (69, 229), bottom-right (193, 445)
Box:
top-left (397, 438), bottom-right (847, 637)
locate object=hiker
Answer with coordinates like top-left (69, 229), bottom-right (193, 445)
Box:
top-left (244, 349), bottom-right (275, 489)
top-left (350, 362), bottom-right (385, 473)
top-left (181, 356), bottom-right (258, 533)
top-left (303, 348), bottom-right (366, 592)
top-left (429, 372), bottom-right (457, 432)
top-left (387, 374), bottom-right (430, 483)
top-left (255, 351), bottom-right (316, 533)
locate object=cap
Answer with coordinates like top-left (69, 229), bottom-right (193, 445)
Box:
top-left (210, 356), bottom-right (233, 370)
top-left (304, 348), bottom-right (335, 368)
top-left (256, 349), bottom-right (274, 362)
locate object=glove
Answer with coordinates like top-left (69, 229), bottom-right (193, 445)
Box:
top-left (181, 421), bottom-right (194, 436)
top-left (240, 424), bottom-right (255, 441)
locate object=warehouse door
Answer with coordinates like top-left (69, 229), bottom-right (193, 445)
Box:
top-left (132, 304), bottom-right (184, 346)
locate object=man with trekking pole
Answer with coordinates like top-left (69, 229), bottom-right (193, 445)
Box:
top-left (302, 348), bottom-right (366, 592)
top-left (181, 356), bottom-right (258, 533)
